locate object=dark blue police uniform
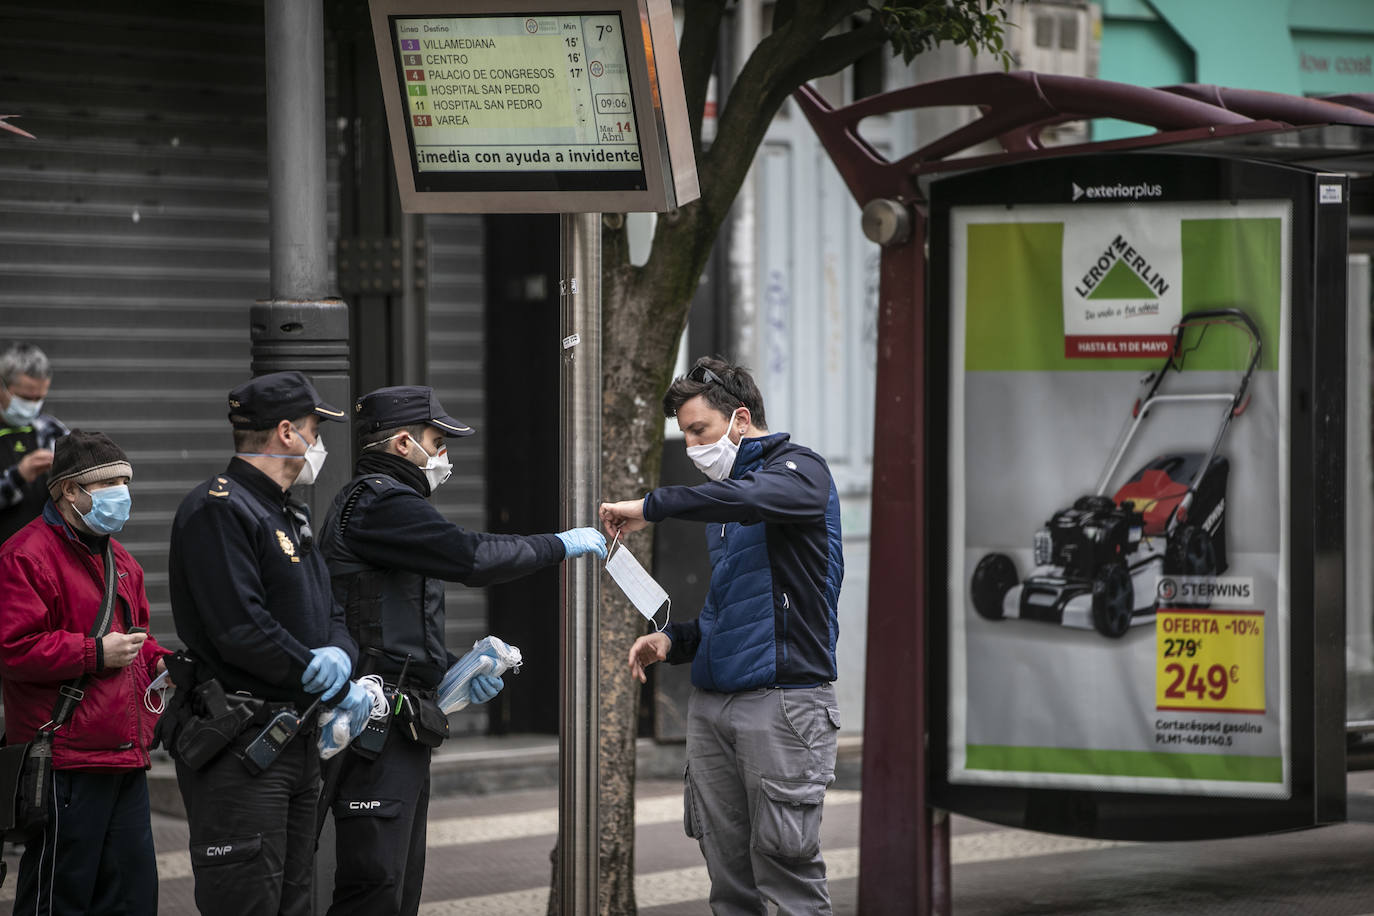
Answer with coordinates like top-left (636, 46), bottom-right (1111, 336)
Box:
top-left (168, 371), bottom-right (354, 916)
top-left (318, 386), bottom-right (565, 916)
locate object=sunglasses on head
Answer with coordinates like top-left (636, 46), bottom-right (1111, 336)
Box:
top-left (688, 364), bottom-right (742, 404)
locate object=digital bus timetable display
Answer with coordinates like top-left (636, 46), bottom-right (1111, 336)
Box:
top-left (370, 0), bottom-right (698, 213)
top-left (390, 13), bottom-right (643, 191)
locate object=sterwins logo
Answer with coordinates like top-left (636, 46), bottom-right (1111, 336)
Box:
top-left (1072, 181), bottom-right (1163, 201)
top-left (1156, 576), bottom-right (1255, 606)
top-left (1073, 233), bottom-right (1171, 302)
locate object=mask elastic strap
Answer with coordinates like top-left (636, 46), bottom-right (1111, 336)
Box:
top-left (237, 425), bottom-right (317, 460)
top-left (649, 599), bottom-right (671, 634)
top-left (605, 529), bottom-right (622, 568)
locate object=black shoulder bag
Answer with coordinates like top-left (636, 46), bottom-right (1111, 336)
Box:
top-left (0, 537), bottom-right (120, 839)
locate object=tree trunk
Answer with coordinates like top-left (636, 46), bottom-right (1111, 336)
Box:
top-left (539, 2), bottom-right (1003, 908)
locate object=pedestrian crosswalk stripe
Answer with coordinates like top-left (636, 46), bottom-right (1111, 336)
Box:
top-left (412, 833), bottom-right (1126, 914)
top-left (0, 791), bottom-right (861, 902)
top-left (427, 789), bottom-right (861, 846)
top-left (0, 790), bottom-right (1120, 907)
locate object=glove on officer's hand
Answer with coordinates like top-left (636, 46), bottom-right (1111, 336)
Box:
top-left (336, 681), bottom-right (374, 739)
top-left (556, 527), bottom-right (607, 560)
top-left (470, 674), bottom-right (505, 705)
top-left (302, 646), bottom-right (351, 701)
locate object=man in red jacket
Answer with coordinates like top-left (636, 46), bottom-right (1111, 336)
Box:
top-left (0, 430), bottom-right (170, 916)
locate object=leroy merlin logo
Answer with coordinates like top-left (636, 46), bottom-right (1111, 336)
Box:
top-left (1073, 234), bottom-right (1171, 300)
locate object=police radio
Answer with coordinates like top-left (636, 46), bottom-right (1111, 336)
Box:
top-left (352, 654), bottom-right (409, 760)
top-left (351, 702), bottom-right (391, 760)
top-left (241, 700), bottom-right (319, 775)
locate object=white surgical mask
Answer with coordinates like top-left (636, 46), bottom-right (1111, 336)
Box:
top-left (604, 538), bottom-right (670, 631)
top-left (686, 408), bottom-right (743, 481)
top-left (144, 669), bottom-right (172, 714)
top-left (3, 394), bottom-right (42, 426)
top-left (234, 425), bottom-right (327, 485)
top-left (363, 431), bottom-right (451, 491)
top-left (411, 438), bottom-right (452, 491)
top-left (293, 430), bottom-right (327, 486)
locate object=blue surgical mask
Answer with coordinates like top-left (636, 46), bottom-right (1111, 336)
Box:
top-left (3, 393), bottom-right (42, 426)
top-left (77, 484), bottom-right (131, 535)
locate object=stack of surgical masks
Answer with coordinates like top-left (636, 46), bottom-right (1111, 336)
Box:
top-left (437, 636), bottom-right (522, 714)
top-left (317, 676), bottom-right (388, 760)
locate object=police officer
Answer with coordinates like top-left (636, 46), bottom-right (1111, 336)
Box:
top-left (317, 385), bottom-right (606, 916)
top-left (168, 370), bottom-right (371, 916)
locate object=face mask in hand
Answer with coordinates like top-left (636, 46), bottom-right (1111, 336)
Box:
top-left (686, 408), bottom-right (743, 482)
top-left (3, 394), bottom-right (42, 426)
top-left (77, 484), bottom-right (132, 535)
top-left (144, 669), bottom-right (172, 714)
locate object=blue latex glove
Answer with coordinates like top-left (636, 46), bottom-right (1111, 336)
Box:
top-left (556, 527), bottom-right (607, 560)
top-left (335, 681), bottom-right (373, 739)
top-left (302, 646), bottom-right (351, 701)
top-left (470, 673), bottom-right (505, 705)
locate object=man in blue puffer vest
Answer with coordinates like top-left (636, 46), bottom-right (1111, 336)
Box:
top-left (600, 356), bottom-right (844, 916)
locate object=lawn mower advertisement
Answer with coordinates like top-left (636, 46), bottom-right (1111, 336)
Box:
top-left (946, 198), bottom-right (1291, 801)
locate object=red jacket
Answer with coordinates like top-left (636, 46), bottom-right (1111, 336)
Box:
top-left (0, 502), bottom-right (170, 770)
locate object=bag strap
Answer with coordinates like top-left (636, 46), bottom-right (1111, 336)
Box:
top-left (46, 538), bottom-right (120, 731)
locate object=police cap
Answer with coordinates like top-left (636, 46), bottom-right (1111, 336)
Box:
top-left (354, 385), bottom-right (473, 437)
top-left (227, 371), bottom-right (346, 430)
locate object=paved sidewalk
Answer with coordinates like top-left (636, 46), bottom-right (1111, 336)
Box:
top-left (9, 748), bottom-right (1374, 913)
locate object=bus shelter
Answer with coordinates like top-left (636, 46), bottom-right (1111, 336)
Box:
top-left (794, 70), bottom-right (1374, 915)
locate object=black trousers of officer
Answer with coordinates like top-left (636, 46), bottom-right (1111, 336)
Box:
top-left (176, 729), bottom-right (320, 916)
top-left (323, 725), bottom-right (432, 916)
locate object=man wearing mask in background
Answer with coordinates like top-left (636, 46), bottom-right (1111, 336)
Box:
top-left (167, 370), bottom-right (371, 916)
top-left (0, 430), bottom-right (170, 915)
top-left (317, 385), bottom-right (606, 915)
top-left (600, 356), bottom-right (845, 916)
top-left (0, 341), bottom-right (68, 543)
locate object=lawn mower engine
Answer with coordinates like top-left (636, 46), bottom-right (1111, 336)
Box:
top-left (1042, 495), bottom-right (1143, 579)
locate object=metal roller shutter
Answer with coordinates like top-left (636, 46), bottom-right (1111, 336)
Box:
top-left (424, 214), bottom-right (489, 736)
top-left (0, 1), bottom-right (274, 644)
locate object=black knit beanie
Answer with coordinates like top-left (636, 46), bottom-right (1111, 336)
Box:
top-left (46, 430), bottom-right (133, 499)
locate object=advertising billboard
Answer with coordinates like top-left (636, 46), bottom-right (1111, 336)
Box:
top-left (930, 154), bottom-right (1348, 840)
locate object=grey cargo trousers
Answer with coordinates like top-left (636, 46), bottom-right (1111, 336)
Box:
top-left (683, 683), bottom-right (841, 915)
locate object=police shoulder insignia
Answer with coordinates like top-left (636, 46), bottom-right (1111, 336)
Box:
top-left (208, 476), bottom-right (231, 498)
top-left (276, 529), bottom-right (296, 557)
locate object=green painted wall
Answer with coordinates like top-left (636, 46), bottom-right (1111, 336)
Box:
top-left (1094, 0), bottom-right (1374, 141)
top-left (1096, 15), bottom-right (1193, 140)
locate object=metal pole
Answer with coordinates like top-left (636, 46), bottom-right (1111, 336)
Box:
top-left (259, 0), bottom-right (351, 523)
top-left (559, 212), bottom-right (601, 914)
top-left (858, 204), bottom-right (935, 915)
top-left (1347, 254), bottom-right (1372, 680)
top-left (265, 0), bottom-right (327, 300)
